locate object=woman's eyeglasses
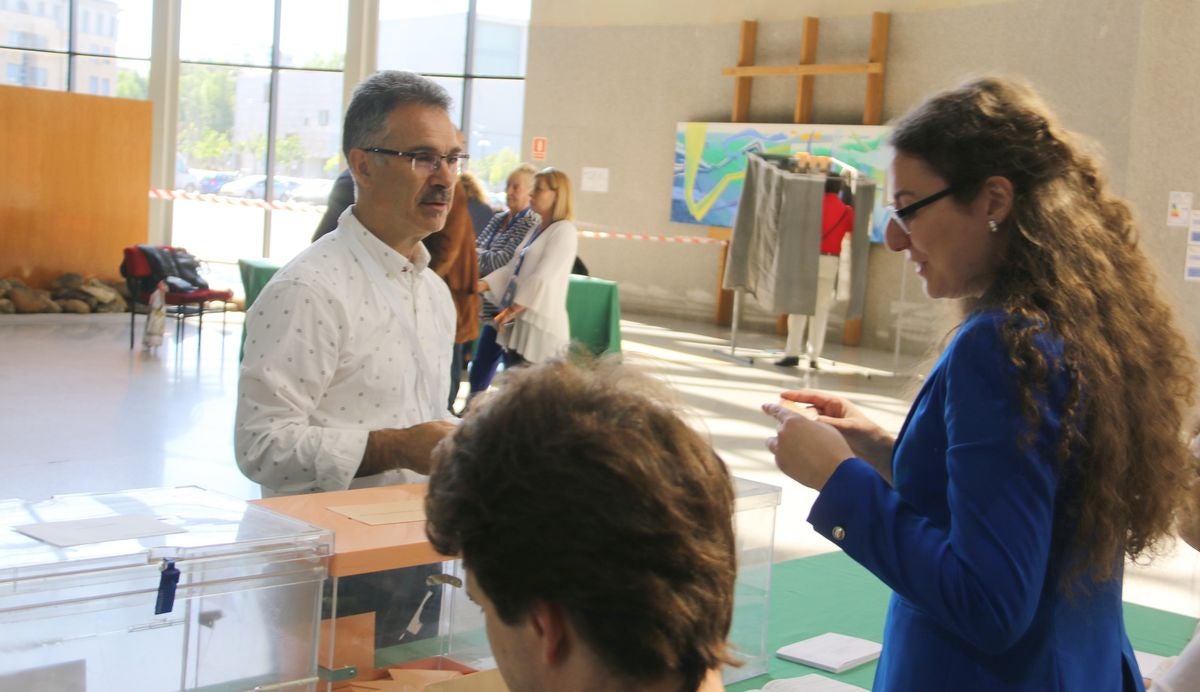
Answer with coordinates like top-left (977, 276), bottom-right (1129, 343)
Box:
top-left (886, 186), bottom-right (954, 235)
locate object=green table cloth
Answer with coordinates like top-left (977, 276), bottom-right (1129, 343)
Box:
top-left (238, 260), bottom-right (622, 357)
top-left (566, 275), bottom-right (622, 356)
top-left (239, 258), bottom-right (281, 309)
top-left (728, 551), bottom-right (1197, 691)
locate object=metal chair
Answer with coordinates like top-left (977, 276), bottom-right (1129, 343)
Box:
top-left (120, 245), bottom-right (234, 350)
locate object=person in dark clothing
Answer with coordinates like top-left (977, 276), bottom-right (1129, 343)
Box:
top-left (311, 168), bottom-right (355, 242)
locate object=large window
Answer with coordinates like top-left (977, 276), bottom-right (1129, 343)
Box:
top-left (1, 0), bottom-right (531, 268)
top-left (171, 0), bottom-right (348, 264)
top-left (377, 0), bottom-right (530, 199)
top-left (0, 0), bottom-right (151, 97)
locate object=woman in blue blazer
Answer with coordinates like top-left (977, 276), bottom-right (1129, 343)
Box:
top-left (764, 77), bottom-right (1197, 691)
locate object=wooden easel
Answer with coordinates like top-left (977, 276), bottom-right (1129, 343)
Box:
top-left (711, 12), bottom-right (890, 348)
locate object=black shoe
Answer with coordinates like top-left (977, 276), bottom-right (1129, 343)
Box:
top-left (774, 356), bottom-right (800, 367)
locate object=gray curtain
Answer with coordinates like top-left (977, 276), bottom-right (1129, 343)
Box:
top-left (725, 154), bottom-right (826, 314)
top-left (846, 179), bottom-right (875, 321)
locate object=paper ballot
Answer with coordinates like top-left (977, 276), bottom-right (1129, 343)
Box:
top-left (1134, 650), bottom-right (1178, 682)
top-left (329, 499), bottom-right (425, 525)
top-left (756, 674), bottom-right (867, 691)
top-left (776, 633), bottom-right (882, 674)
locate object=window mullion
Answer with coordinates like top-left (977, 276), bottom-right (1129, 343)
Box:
top-left (460, 0), bottom-right (476, 133)
top-left (262, 0), bottom-right (284, 257)
top-left (66, 0), bottom-right (76, 91)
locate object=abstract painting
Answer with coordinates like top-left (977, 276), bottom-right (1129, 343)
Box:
top-left (672, 122), bottom-right (894, 242)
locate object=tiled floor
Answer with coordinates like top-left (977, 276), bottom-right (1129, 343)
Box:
top-left (2, 311), bottom-right (1197, 620)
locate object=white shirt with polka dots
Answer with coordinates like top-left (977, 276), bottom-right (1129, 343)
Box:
top-left (235, 208), bottom-right (455, 496)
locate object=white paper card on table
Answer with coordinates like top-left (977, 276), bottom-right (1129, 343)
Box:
top-left (776, 632), bottom-right (882, 674)
top-left (759, 673), bottom-right (867, 691)
top-left (329, 499), bottom-right (425, 525)
top-left (14, 515), bottom-right (185, 547)
top-left (1135, 650), bottom-right (1178, 681)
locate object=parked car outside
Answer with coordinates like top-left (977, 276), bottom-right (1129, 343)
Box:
top-left (286, 178), bottom-right (336, 205)
top-left (196, 171), bottom-right (239, 194)
top-left (218, 175), bottom-right (302, 201)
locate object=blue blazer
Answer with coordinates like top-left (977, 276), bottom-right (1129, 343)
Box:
top-left (809, 311), bottom-right (1142, 691)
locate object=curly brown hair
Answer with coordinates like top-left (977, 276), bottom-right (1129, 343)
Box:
top-left (890, 77), bottom-right (1197, 586)
top-left (425, 357), bottom-right (738, 691)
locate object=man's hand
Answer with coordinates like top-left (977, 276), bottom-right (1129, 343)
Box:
top-left (360, 420), bottom-right (458, 477)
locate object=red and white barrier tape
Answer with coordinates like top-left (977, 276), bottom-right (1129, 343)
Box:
top-left (149, 189), bottom-right (729, 247)
top-left (577, 229), bottom-right (727, 246)
top-left (149, 188), bottom-right (326, 213)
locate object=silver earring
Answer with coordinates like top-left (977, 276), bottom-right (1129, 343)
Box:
top-left (988, 219), bottom-right (999, 233)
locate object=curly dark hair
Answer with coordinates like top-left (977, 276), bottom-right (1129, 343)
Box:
top-left (890, 77), bottom-right (1197, 586)
top-left (425, 357), bottom-right (738, 691)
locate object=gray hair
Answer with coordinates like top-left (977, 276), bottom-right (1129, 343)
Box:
top-left (342, 71), bottom-right (452, 157)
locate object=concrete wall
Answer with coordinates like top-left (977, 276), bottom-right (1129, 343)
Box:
top-left (521, 0), bottom-right (1196, 353)
top-left (1124, 1), bottom-right (1200, 348)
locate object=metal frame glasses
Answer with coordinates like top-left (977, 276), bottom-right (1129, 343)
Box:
top-left (886, 186), bottom-right (955, 235)
top-left (361, 147), bottom-right (469, 175)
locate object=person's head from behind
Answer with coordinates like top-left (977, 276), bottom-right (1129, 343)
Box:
top-left (530, 167), bottom-right (574, 223)
top-left (888, 76), bottom-right (1198, 587)
top-left (458, 170), bottom-right (489, 205)
top-left (342, 71), bottom-right (463, 238)
top-left (505, 163), bottom-right (539, 215)
top-left (823, 177), bottom-right (842, 195)
top-left (426, 358), bottom-right (737, 692)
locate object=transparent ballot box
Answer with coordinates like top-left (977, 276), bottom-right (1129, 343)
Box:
top-left (727, 476), bottom-right (783, 684)
top-left (254, 485), bottom-right (491, 690)
top-left (0, 486), bottom-right (332, 691)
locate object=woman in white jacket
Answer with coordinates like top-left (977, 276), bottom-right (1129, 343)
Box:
top-left (477, 167), bottom-right (578, 368)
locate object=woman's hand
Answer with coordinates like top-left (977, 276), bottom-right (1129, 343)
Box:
top-left (780, 389), bottom-right (896, 484)
top-left (763, 402), bottom-right (853, 491)
top-left (476, 280), bottom-right (489, 294)
top-left (494, 304), bottom-right (524, 326)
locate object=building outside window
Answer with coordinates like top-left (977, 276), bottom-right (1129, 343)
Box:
top-left (0, 0), bottom-right (531, 270)
top-left (0, 0), bottom-right (151, 97)
top-left (377, 0), bottom-right (530, 202)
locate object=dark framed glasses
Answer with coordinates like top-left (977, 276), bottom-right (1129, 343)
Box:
top-left (886, 186), bottom-right (954, 235)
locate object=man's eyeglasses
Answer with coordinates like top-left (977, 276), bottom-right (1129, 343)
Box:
top-left (885, 186), bottom-right (954, 235)
top-left (361, 148), bottom-right (470, 175)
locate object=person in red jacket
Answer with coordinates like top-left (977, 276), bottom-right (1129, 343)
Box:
top-left (776, 175), bottom-right (854, 369)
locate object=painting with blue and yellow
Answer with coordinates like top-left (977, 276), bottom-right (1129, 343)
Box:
top-left (671, 122), bottom-right (894, 242)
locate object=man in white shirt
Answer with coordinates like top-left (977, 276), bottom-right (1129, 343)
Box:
top-left (235, 71), bottom-right (464, 497)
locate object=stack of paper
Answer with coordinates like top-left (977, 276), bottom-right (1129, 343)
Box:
top-left (775, 632), bottom-right (882, 674)
top-left (1135, 650), bottom-right (1179, 686)
top-left (753, 673), bottom-right (867, 690)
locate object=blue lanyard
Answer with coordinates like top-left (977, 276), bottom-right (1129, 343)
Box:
top-left (484, 207), bottom-right (531, 251)
top-left (512, 222), bottom-right (549, 278)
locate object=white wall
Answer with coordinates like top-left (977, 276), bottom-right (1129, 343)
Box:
top-left (1125, 1), bottom-right (1200, 347)
top-left (522, 0), bottom-right (1199, 353)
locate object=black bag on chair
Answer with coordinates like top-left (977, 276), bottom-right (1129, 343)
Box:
top-left (136, 245), bottom-right (208, 293)
top-left (170, 248), bottom-right (209, 292)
